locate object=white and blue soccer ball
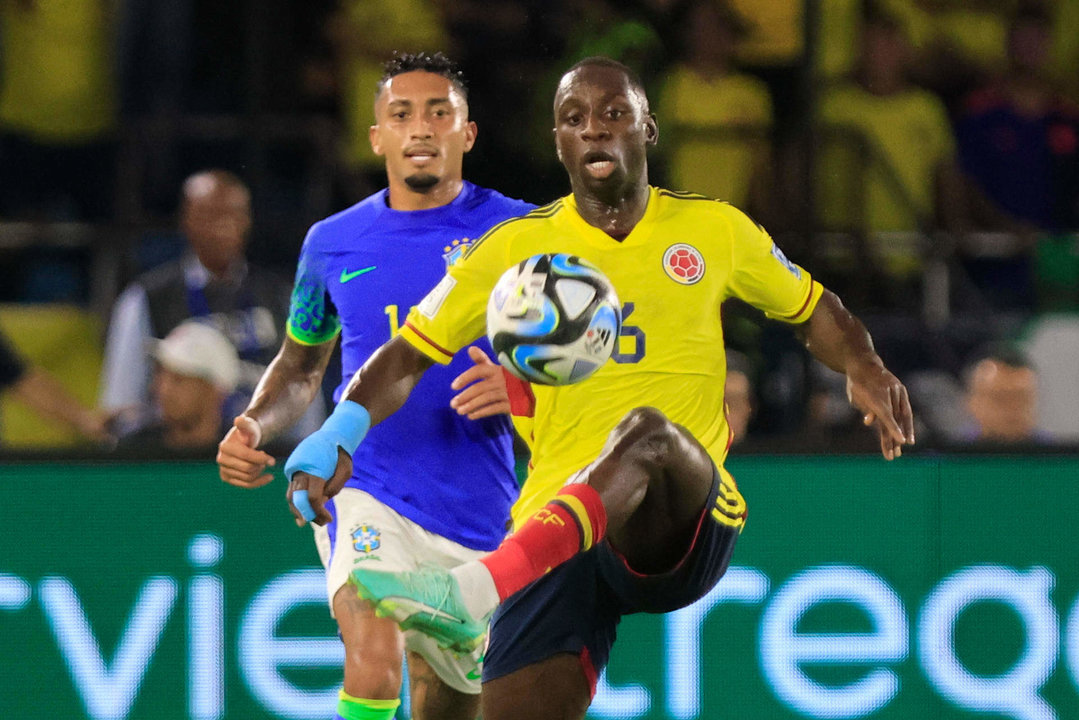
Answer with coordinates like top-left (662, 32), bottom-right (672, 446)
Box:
top-left (487, 253), bottom-right (621, 385)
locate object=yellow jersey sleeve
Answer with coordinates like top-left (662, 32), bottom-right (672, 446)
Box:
top-left (398, 225), bottom-right (514, 364)
top-left (723, 205), bottom-right (822, 323)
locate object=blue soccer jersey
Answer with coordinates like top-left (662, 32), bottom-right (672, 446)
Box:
top-left (288, 182), bottom-right (534, 550)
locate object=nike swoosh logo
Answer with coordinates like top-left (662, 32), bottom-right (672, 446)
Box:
top-left (381, 596), bottom-right (468, 624)
top-left (466, 654), bottom-right (485, 680)
top-left (340, 266), bottom-right (377, 283)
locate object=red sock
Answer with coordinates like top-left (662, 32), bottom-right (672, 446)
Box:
top-left (481, 484), bottom-right (607, 601)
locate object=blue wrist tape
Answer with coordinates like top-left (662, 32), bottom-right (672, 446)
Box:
top-left (284, 401), bottom-right (371, 521)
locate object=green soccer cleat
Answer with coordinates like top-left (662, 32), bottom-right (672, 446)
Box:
top-left (349, 566), bottom-right (489, 653)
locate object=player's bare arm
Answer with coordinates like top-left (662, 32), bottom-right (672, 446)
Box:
top-left (341, 334), bottom-right (434, 421)
top-left (217, 336), bottom-right (336, 488)
top-left (450, 345), bottom-right (511, 419)
top-left (799, 289), bottom-right (914, 460)
top-left (285, 335), bottom-right (433, 525)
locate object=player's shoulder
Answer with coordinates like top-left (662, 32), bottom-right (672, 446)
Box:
top-left (474, 196), bottom-right (566, 241)
top-left (653, 187), bottom-right (767, 244)
top-left (457, 197), bottom-right (565, 263)
top-left (462, 182), bottom-right (535, 219)
top-left (303, 191), bottom-right (388, 252)
top-left (654, 187), bottom-right (751, 222)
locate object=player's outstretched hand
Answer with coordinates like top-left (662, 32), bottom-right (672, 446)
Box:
top-left (450, 345), bottom-right (511, 419)
top-left (287, 447), bottom-right (352, 527)
top-left (845, 360), bottom-right (915, 461)
top-left (218, 415), bottom-right (276, 488)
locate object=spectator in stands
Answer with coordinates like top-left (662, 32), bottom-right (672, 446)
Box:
top-left (0, 329), bottom-right (111, 444)
top-left (950, 4), bottom-right (1079, 311)
top-left (724, 349), bottom-right (756, 445)
top-left (657, 0), bottom-right (774, 220)
top-left (100, 170), bottom-right (295, 436)
top-left (816, 6), bottom-right (966, 282)
top-left (119, 321), bottom-right (240, 452)
top-left (962, 345), bottom-right (1047, 444)
top-left (956, 5), bottom-right (1079, 232)
top-left (0, 0), bottom-right (117, 221)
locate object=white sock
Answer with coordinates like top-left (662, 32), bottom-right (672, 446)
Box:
top-left (450, 560), bottom-right (499, 620)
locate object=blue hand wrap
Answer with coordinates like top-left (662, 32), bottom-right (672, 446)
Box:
top-left (284, 401), bottom-right (371, 521)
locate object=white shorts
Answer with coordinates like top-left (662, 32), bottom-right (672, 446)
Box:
top-left (312, 487), bottom-right (491, 694)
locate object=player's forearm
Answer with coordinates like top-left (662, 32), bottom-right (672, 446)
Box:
top-left (245, 337), bottom-right (335, 443)
top-left (340, 335), bottom-right (433, 426)
top-left (800, 290), bottom-right (884, 377)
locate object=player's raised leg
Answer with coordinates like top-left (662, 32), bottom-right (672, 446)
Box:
top-left (351, 406), bottom-right (722, 649)
top-left (482, 654), bottom-right (592, 720)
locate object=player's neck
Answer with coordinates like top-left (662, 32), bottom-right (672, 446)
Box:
top-left (386, 177), bottom-right (464, 211)
top-left (573, 181), bottom-right (649, 239)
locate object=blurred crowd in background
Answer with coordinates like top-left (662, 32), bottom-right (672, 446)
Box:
top-left (0, 0), bottom-right (1077, 454)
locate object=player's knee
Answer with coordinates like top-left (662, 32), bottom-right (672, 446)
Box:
top-left (614, 406), bottom-right (680, 467)
top-left (619, 405), bottom-right (668, 430)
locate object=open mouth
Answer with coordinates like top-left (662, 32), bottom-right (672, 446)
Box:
top-left (405, 147), bottom-right (439, 164)
top-left (583, 151), bottom-right (616, 178)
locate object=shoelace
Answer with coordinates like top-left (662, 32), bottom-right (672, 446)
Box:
top-left (407, 568), bottom-right (455, 622)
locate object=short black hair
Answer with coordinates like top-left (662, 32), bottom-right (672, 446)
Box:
top-left (562, 56), bottom-right (649, 109)
top-left (376, 51), bottom-right (468, 101)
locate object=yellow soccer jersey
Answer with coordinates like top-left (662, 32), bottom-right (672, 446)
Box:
top-left (400, 187), bottom-right (823, 526)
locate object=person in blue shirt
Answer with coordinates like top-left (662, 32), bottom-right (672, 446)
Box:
top-left (216, 52), bottom-right (533, 720)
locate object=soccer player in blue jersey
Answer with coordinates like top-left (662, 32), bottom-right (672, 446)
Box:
top-left (216, 52), bottom-right (533, 720)
top-left (279, 57), bottom-right (915, 720)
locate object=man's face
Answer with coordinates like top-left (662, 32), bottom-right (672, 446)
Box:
top-left (181, 178), bottom-right (251, 274)
top-left (153, 366), bottom-right (220, 429)
top-left (553, 64), bottom-right (657, 197)
top-left (370, 71), bottom-right (476, 192)
top-left (968, 359), bottom-right (1038, 442)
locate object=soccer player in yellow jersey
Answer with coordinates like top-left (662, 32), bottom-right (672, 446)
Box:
top-left (288, 56), bottom-right (915, 720)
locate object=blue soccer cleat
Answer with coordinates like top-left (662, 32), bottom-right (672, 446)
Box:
top-left (349, 566), bottom-right (489, 653)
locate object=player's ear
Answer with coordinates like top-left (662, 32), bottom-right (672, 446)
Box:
top-left (554, 128), bottom-right (563, 163)
top-left (369, 124), bottom-right (385, 157)
top-left (463, 120), bottom-right (478, 153)
top-left (644, 113), bottom-right (658, 146)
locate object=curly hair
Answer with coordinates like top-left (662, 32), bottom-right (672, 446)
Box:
top-left (376, 51), bottom-right (468, 101)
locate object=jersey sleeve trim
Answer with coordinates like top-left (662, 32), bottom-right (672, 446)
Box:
top-left (461, 199), bottom-right (564, 262)
top-left (286, 324), bottom-right (340, 346)
top-left (399, 322), bottom-right (455, 364)
top-left (770, 280), bottom-right (823, 324)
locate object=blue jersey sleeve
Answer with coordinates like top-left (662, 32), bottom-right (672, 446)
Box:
top-left (287, 226), bottom-right (342, 345)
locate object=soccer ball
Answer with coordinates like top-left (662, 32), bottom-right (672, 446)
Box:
top-left (487, 253), bottom-right (621, 385)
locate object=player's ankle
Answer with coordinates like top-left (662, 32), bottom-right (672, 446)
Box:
top-left (450, 560), bottom-right (499, 620)
top-left (335, 690), bottom-right (399, 720)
